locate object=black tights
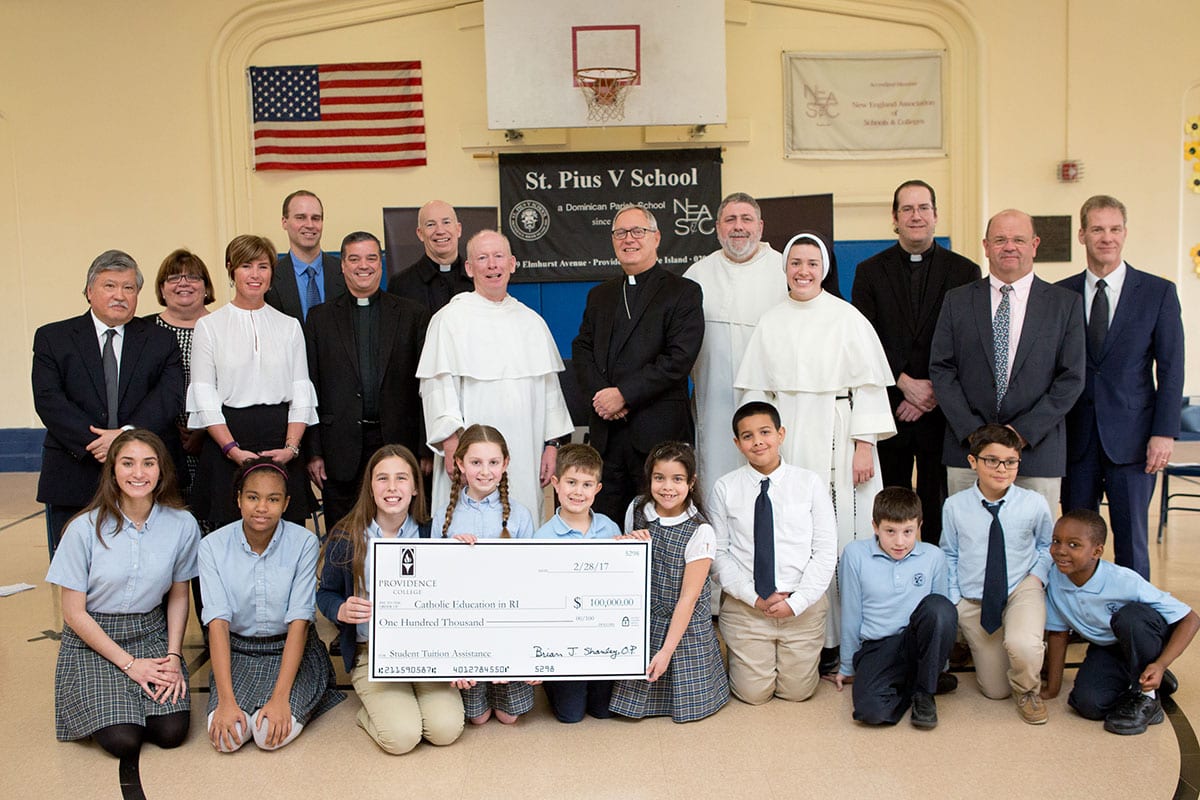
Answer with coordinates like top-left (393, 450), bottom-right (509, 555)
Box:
top-left (93, 713), bottom-right (189, 800)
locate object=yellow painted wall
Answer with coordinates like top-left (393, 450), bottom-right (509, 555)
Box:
top-left (1, 0), bottom-right (1197, 430)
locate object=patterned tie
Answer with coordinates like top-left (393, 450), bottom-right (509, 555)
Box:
top-left (981, 499), bottom-right (1008, 634)
top-left (1087, 278), bottom-right (1109, 361)
top-left (993, 284), bottom-right (1013, 411)
top-left (102, 329), bottom-right (119, 428)
top-left (753, 478), bottom-right (776, 600)
top-left (304, 265), bottom-right (321, 319)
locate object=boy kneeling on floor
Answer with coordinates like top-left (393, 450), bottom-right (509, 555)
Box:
top-left (1042, 509), bottom-right (1199, 735)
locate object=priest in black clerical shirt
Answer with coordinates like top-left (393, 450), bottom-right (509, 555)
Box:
top-left (387, 199), bottom-right (474, 316)
top-left (850, 180), bottom-right (980, 545)
top-left (305, 231), bottom-right (431, 529)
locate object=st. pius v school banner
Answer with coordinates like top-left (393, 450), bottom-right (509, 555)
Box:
top-left (499, 149), bottom-right (722, 282)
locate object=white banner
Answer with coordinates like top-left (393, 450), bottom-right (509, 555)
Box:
top-left (783, 51), bottom-right (944, 158)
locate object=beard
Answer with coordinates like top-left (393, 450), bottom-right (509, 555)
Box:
top-left (719, 233), bottom-right (759, 261)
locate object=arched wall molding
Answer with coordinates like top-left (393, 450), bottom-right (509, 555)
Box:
top-left (209, 0), bottom-right (983, 249)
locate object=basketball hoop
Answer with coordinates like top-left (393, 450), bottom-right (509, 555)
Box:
top-left (576, 67), bottom-right (638, 123)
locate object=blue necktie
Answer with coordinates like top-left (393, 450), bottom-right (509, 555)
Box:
top-left (754, 478), bottom-right (776, 600)
top-left (981, 499), bottom-right (1008, 634)
top-left (993, 284), bottom-right (1013, 411)
top-left (304, 265), bottom-right (321, 319)
top-left (1087, 278), bottom-right (1109, 362)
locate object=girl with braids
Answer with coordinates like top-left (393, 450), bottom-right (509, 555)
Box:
top-left (46, 429), bottom-right (199, 781)
top-left (431, 424), bottom-right (535, 540)
top-left (610, 441), bottom-right (730, 723)
top-left (430, 424), bottom-right (539, 723)
top-left (199, 457), bottom-right (344, 753)
top-left (317, 445), bottom-right (465, 753)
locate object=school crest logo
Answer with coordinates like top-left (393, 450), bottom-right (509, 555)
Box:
top-left (912, 573), bottom-right (926, 587)
top-left (1106, 602), bottom-right (1122, 615)
top-left (401, 548), bottom-right (415, 576)
top-left (509, 200), bottom-right (551, 241)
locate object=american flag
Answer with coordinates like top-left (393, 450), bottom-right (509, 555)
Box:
top-left (248, 61), bottom-right (426, 171)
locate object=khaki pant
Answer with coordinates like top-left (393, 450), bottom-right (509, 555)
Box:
top-left (719, 594), bottom-right (828, 705)
top-left (956, 574), bottom-right (1046, 698)
top-left (351, 647), bottom-right (464, 754)
top-left (946, 467), bottom-right (1060, 514)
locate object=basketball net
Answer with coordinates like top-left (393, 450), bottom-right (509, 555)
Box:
top-left (576, 67), bottom-right (638, 124)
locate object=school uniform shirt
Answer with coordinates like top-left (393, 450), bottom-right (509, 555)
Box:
top-left (533, 510), bottom-right (621, 539)
top-left (711, 461), bottom-right (838, 616)
top-left (46, 505), bottom-right (200, 614)
top-left (1046, 559), bottom-right (1191, 646)
top-left (198, 519), bottom-right (319, 636)
top-left (431, 488), bottom-right (535, 539)
top-left (357, 516), bottom-right (420, 642)
top-left (837, 538), bottom-right (949, 676)
top-left (622, 501), bottom-right (716, 562)
top-left (940, 482), bottom-right (1053, 605)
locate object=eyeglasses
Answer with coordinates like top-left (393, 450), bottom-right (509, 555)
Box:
top-left (164, 274), bottom-right (204, 285)
top-left (988, 236), bottom-right (1032, 248)
top-left (898, 204), bottom-right (934, 215)
top-left (977, 456), bottom-right (1021, 470)
top-left (611, 227), bottom-right (655, 240)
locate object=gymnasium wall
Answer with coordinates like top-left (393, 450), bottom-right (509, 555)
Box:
top-left (1, 0), bottom-right (1197, 442)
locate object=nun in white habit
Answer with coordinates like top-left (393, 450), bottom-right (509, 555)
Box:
top-left (734, 231), bottom-right (896, 650)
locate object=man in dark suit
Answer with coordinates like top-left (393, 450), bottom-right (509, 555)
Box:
top-left (387, 199), bottom-right (474, 315)
top-left (573, 203), bottom-right (705, 521)
top-left (265, 189), bottom-right (345, 322)
top-left (930, 209), bottom-right (1086, 512)
top-left (1058, 195), bottom-right (1184, 578)
top-left (305, 231), bottom-right (431, 529)
top-left (32, 250), bottom-right (184, 556)
top-left (852, 180), bottom-right (980, 545)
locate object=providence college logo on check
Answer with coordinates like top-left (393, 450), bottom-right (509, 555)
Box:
top-left (368, 539), bottom-right (651, 682)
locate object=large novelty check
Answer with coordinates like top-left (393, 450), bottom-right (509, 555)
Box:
top-left (368, 539), bottom-right (650, 681)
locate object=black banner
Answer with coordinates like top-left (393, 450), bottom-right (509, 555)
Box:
top-left (499, 149), bottom-right (722, 282)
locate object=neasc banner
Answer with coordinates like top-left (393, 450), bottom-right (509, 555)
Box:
top-left (499, 149), bottom-right (721, 282)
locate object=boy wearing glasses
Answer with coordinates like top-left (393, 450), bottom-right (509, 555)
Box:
top-left (940, 424), bottom-right (1053, 724)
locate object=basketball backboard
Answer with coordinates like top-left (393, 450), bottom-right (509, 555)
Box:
top-left (484, 0), bottom-right (726, 129)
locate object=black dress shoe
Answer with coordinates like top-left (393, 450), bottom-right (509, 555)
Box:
top-left (819, 647), bottom-right (840, 676)
top-left (1160, 669), bottom-right (1179, 698)
top-left (1104, 692), bottom-right (1165, 735)
top-left (936, 671), bottom-right (959, 695)
top-left (911, 692), bottom-right (938, 729)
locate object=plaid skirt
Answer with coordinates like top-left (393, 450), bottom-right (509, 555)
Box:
top-left (609, 605), bottom-right (730, 723)
top-left (206, 625), bottom-right (345, 723)
top-left (461, 681), bottom-right (535, 719)
top-left (55, 608), bottom-right (190, 741)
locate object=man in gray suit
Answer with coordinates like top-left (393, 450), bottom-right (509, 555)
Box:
top-left (929, 209), bottom-right (1086, 511)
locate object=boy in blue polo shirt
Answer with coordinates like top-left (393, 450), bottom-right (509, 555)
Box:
top-left (533, 443), bottom-right (620, 722)
top-left (835, 487), bottom-right (957, 728)
top-left (1042, 509), bottom-right (1199, 735)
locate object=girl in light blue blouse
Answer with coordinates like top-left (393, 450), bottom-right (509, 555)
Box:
top-left (46, 429), bottom-right (199, 768)
top-left (431, 424), bottom-right (539, 724)
top-left (199, 457), bottom-right (344, 753)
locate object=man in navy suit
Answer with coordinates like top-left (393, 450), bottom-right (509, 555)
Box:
top-left (32, 250), bottom-right (184, 557)
top-left (1058, 195), bottom-right (1185, 578)
top-left (265, 189), bottom-right (346, 322)
top-left (930, 209), bottom-right (1086, 513)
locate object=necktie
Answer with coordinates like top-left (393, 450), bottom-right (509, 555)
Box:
top-left (993, 284), bottom-right (1013, 411)
top-left (304, 265), bottom-right (321, 319)
top-left (980, 499), bottom-right (1008, 634)
top-left (102, 329), bottom-right (119, 428)
top-left (1087, 278), bottom-right (1109, 361)
top-left (753, 478), bottom-right (776, 600)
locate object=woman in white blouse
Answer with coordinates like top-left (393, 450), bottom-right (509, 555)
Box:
top-left (187, 235), bottom-right (318, 529)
